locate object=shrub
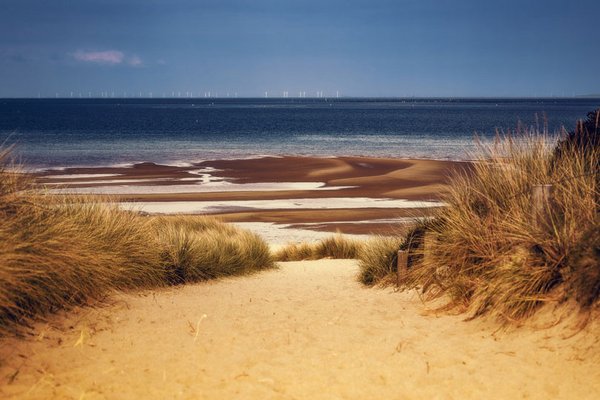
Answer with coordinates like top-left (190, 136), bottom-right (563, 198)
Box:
top-left (0, 151), bottom-right (274, 335)
top-left (0, 159), bottom-right (164, 334)
top-left (357, 236), bottom-right (404, 286)
top-left (401, 130), bottom-right (598, 322)
top-left (274, 234), bottom-right (363, 261)
top-left (565, 222), bottom-right (600, 308)
top-left (554, 108), bottom-right (599, 163)
top-left (153, 216), bottom-right (275, 282)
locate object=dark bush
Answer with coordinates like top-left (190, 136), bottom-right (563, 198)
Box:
top-left (554, 108), bottom-right (599, 167)
top-left (566, 222), bottom-right (600, 308)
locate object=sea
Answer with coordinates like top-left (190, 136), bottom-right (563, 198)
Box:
top-left (1, 97), bottom-right (598, 169)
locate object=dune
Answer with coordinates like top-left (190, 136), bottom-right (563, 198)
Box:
top-left (1, 259), bottom-right (598, 399)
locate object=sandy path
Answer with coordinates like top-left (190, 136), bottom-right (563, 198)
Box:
top-left (1, 260), bottom-right (599, 399)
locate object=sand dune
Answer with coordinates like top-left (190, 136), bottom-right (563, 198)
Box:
top-left (1, 260), bottom-right (598, 399)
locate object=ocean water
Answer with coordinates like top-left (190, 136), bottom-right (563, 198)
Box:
top-left (1, 97), bottom-right (598, 169)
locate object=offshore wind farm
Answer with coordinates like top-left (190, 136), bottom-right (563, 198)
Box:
top-left (3, 96), bottom-right (597, 168)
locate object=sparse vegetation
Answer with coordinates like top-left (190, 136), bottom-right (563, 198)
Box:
top-left (364, 112), bottom-right (599, 322)
top-left (356, 219), bottom-right (439, 286)
top-left (153, 215), bottom-right (274, 283)
top-left (274, 234), bottom-right (363, 261)
top-left (554, 109), bottom-right (600, 167)
top-left (0, 151), bottom-right (274, 335)
top-left (357, 236), bottom-right (404, 285)
top-left (566, 223), bottom-right (600, 308)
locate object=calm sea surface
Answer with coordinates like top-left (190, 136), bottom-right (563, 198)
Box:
top-left (1, 98), bottom-right (598, 169)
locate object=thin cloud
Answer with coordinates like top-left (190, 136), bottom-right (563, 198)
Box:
top-left (72, 50), bottom-right (143, 67)
top-left (127, 55), bottom-right (143, 67)
top-left (73, 50), bottom-right (124, 65)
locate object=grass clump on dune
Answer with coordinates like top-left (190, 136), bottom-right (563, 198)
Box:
top-left (0, 169), bottom-right (163, 334)
top-left (274, 234), bottom-right (363, 261)
top-left (0, 151), bottom-right (274, 335)
top-left (357, 219), bottom-right (437, 286)
top-left (153, 215), bottom-right (274, 283)
top-left (357, 236), bottom-right (404, 286)
top-left (393, 114), bottom-right (599, 322)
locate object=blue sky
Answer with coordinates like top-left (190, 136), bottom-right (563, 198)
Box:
top-left (1, 0), bottom-right (599, 97)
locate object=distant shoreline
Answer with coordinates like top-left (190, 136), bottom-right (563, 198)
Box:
top-left (2, 96), bottom-right (600, 100)
top-left (4, 97), bottom-right (596, 168)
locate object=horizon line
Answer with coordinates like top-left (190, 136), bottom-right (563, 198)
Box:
top-left (2, 95), bottom-right (600, 100)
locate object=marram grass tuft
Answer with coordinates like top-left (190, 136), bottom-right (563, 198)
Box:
top-left (400, 130), bottom-right (598, 322)
top-left (0, 152), bottom-right (274, 335)
top-left (274, 233), bottom-right (363, 261)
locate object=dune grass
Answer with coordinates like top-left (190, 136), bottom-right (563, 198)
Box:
top-left (356, 219), bottom-right (438, 286)
top-left (275, 232), bottom-right (410, 287)
top-left (375, 128), bottom-right (599, 322)
top-left (0, 152), bottom-right (274, 335)
top-left (274, 234), bottom-right (363, 261)
top-left (152, 215), bottom-right (274, 283)
top-left (356, 236), bottom-right (404, 285)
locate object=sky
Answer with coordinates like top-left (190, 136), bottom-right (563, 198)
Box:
top-left (1, 0), bottom-right (599, 98)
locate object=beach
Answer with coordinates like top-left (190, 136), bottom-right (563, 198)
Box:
top-left (1, 152), bottom-right (596, 399)
top-left (2, 1), bottom-right (599, 397)
top-left (1, 259), bottom-right (598, 399)
top-left (1, 122), bottom-right (599, 399)
top-left (36, 156), bottom-right (467, 240)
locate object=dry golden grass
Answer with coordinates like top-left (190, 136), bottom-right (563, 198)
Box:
top-left (356, 219), bottom-right (436, 286)
top-left (0, 152), bottom-right (274, 335)
top-left (274, 234), bottom-right (363, 261)
top-left (152, 215), bottom-right (274, 283)
top-left (357, 236), bottom-right (404, 286)
top-left (400, 132), bottom-right (599, 322)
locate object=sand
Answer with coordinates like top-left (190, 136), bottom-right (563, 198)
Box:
top-left (1, 260), bottom-right (598, 399)
top-left (13, 156), bottom-right (597, 398)
top-left (35, 156), bottom-right (467, 237)
top-left (36, 156), bottom-right (467, 202)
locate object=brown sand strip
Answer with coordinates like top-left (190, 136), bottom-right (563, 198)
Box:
top-left (36, 162), bottom-right (195, 183)
top-left (284, 222), bottom-right (408, 236)
top-left (201, 156), bottom-right (413, 183)
top-left (201, 156), bottom-right (469, 200)
top-left (36, 156), bottom-right (470, 200)
top-left (209, 208), bottom-right (436, 236)
top-left (1, 260), bottom-right (598, 399)
top-left (210, 208), bottom-right (434, 224)
top-left (35, 157), bottom-right (469, 236)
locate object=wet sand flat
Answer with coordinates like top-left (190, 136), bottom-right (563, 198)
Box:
top-left (36, 156), bottom-right (469, 236)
